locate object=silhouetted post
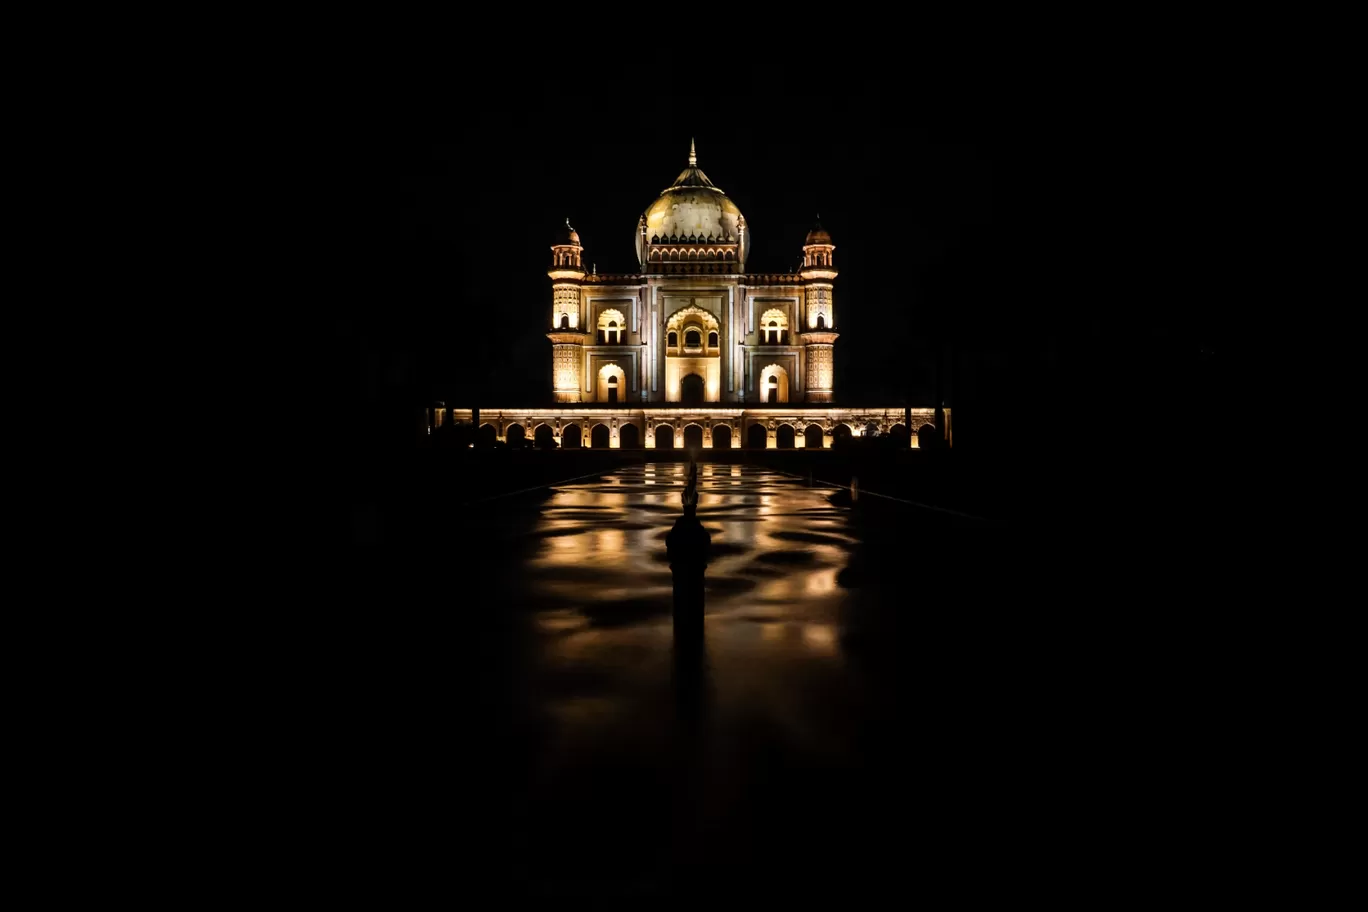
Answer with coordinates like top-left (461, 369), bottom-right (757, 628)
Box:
top-left (851, 476), bottom-right (859, 504)
top-left (667, 459), bottom-right (710, 640)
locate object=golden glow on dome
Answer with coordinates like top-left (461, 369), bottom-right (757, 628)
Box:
top-left (642, 140), bottom-right (745, 248)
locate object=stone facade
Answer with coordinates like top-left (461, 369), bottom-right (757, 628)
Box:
top-left (446, 407), bottom-right (951, 449)
top-left (546, 142), bottom-right (844, 405)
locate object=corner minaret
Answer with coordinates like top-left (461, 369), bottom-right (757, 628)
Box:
top-left (799, 217), bottom-right (839, 402)
top-left (547, 219), bottom-right (589, 402)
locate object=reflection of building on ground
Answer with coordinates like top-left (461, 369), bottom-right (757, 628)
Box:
top-left (442, 140), bottom-right (950, 446)
top-left (435, 407), bottom-right (950, 449)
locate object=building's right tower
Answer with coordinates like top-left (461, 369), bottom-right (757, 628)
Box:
top-left (799, 219), bottom-right (839, 403)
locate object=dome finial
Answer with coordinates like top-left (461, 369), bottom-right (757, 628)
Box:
top-left (689, 137), bottom-right (697, 167)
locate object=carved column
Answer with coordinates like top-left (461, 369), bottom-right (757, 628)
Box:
top-left (547, 332), bottom-right (588, 403)
top-left (800, 331), bottom-right (839, 403)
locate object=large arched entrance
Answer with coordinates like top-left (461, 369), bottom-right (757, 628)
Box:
top-left (712, 425), bottom-right (732, 449)
top-left (776, 425), bottom-right (795, 449)
top-left (655, 425), bottom-right (675, 449)
top-left (506, 424), bottom-right (525, 447)
top-left (562, 424), bottom-right (581, 448)
top-left (591, 424), bottom-right (610, 448)
top-left (747, 424), bottom-right (767, 449)
top-left (804, 425), bottom-right (823, 449)
top-left (478, 424), bottom-right (497, 447)
top-left (680, 373), bottom-right (705, 406)
top-left (535, 424), bottom-right (555, 448)
top-left (620, 423), bottom-right (640, 448)
top-left (684, 424), bottom-right (704, 450)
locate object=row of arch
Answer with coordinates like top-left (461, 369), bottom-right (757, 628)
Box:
top-left (650, 233), bottom-right (733, 245)
top-left (483, 421), bottom-right (931, 448)
top-left (656, 263), bottom-right (734, 274)
top-left (489, 423), bottom-right (641, 449)
top-left (648, 248), bottom-right (736, 261)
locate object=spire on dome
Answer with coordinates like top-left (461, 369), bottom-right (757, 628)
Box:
top-left (667, 139), bottom-right (717, 190)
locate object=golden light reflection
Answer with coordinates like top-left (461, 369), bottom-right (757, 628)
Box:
top-left (803, 568), bottom-right (838, 596)
top-left (595, 527), bottom-right (625, 554)
top-left (802, 624), bottom-right (837, 653)
top-left (521, 467), bottom-right (859, 680)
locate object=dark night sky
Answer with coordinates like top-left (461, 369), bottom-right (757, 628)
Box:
top-left (343, 60), bottom-right (1234, 454)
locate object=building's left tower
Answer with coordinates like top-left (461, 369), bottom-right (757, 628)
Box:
top-left (546, 220), bottom-right (589, 402)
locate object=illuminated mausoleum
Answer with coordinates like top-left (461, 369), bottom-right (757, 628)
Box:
top-left (442, 142), bottom-right (949, 449)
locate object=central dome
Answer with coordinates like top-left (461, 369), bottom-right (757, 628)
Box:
top-left (642, 140), bottom-right (745, 246)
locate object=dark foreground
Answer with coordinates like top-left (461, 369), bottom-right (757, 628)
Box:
top-left (311, 456), bottom-right (1252, 899)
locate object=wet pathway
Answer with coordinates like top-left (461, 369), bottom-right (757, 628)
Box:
top-left (489, 464), bottom-right (937, 893)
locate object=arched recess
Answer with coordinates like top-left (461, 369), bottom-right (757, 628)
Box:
top-left (620, 423), bottom-right (641, 449)
top-left (597, 308), bottom-right (625, 345)
top-left (562, 424), bottom-right (581, 448)
top-left (804, 424), bottom-right (824, 449)
top-left (684, 424), bottom-right (704, 450)
top-left (831, 423), bottom-right (853, 447)
top-left (534, 424), bottom-right (556, 448)
top-left (655, 425), bottom-right (675, 449)
top-left (680, 373), bottom-right (705, 406)
top-left (506, 424), bottom-right (526, 447)
top-left (596, 363), bottom-right (627, 403)
top-left (591, 423), bottom-right (610, 449)
top-left (666, 305), bottom-right (720, 337)
top-left (888, 424), bottom-right (909, 447)
top-left (747, 424), bottom-right (768, 449)
top-left (712, 424), bottom-right (732, 449)
top-left (917, 423), bottom-right (938, 449)
top-left (759, 363), bottom-right (790, 403)
top-left (776, 424), bottom-right (796, 449)
top-left (478, 423), bottom-right (497, 447)
top-left (760, 308), bottom-right (788, 344)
